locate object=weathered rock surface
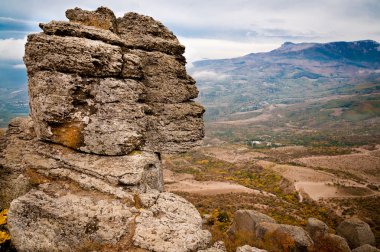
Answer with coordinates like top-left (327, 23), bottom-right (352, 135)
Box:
top-left (236, 245), bottom-right (267, 252)
top-left (24, 33), bottom-right (123, 77)
top-left (198, 241), bottom-right (227, 252)
top-left (2, 117), bottom-right (212, 251)
top-left (314, 234), bottom-right (351, 252)
top-left (306, 217), bottom-right (328, 241)
top-left (256, 222), bottom-right (314, 252)
top-left (66, 7), bottom-right (117, 32)
top-left (227, 210), bottom-right (276, 238)
top-left (307, 218), bottom-right (350, 252)
top-left (0, 6), bottom-right (214, 252)
top-left (25, 6), bottom-right (204, 155)
top-left (337, 217), bottom-right (376, 249)
top-left (7, 183), bottom-right (210, 252)
top-left (0, 117), bottom-right (162, 206)
top-left (117, 12), bottom-right (185, 56)
top-left (352, 244), bottom-right (380, 252)
top-left (134, 193), bottom-right (211, 252)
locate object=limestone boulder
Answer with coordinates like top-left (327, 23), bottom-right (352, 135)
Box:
top-left (7, 183), bottom-right (212, 252)
top-left (306, 217), bottom-right (328, 241)
top-left (256, 222), bottom-right (314, 252)
top-left (227, 210), bottom-right (276, 238)
top-left (306, 218), bottom-right (350, 252)
top-left (314, 234), bottom-right (351, 252)
top-left (337, 218), bottom-right (376, 249)
top-left (8, 184), bottom-right (135, 252)
top-left (133, 192), bottom-right (211, 252)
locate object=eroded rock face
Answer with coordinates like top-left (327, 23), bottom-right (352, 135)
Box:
top-left (1, 6), bottom-right (213, 252)
top-left (337, 218), bottom-right (376, 249)
top-left (255, 222), bottom-right (314, 252)
top-left (25, 6), bottom-right (204, 156)
top-left (133, 193), bottom-right (211, 252)
top-left (7, 183), bottom-right (210, 252)
top-left (0, 117), bottom-right (162, 206)
top-left (227, 210), bottom-right (276, 238)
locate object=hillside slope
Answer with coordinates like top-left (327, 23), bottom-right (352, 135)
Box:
top-left (191, 40), bottom-right (380, 121)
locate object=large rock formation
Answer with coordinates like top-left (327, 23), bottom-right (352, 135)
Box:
top-left (0, 6), bottom-right (212, 251)
top-left (25, 7), bottom-right (204, 156)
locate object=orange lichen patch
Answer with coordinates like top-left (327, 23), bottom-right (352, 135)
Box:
top-left (51, 121), bottom-right (84, 149)
top-left (24, 168), bottom-right (51, 186)
top-left (133, 194), bottom-right (143, 209)
top-left (0, 209), bottom-right (10, 245)
top-left (0, 209), bottom-right (8, 226)
top-left (72, 20), bottom-right (112, 30)
top-left (0, 231), bottom-right (10, 244)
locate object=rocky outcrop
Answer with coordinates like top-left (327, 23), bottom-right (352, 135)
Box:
top-left (8, 184), bottom-right (210, 252)
top-left (25, 7), bottom-right (204, 156)
top-left (0, 117), bottom-right (162, 206)
top-left (307, 218), bottom-right (350, 252)
top-left (227, 210), bottom-right (276, 238)
top-left (306, 217), bottom-right (328, 241)
top-left (255, 222), bottom-right (314, 252)
top-left (337, 217), bottom-right (376, 249)
top-left (0, 6), bottom-right (212, 252)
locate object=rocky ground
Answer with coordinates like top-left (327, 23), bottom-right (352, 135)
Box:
top-left (162, 141), bottom-right (380, 251)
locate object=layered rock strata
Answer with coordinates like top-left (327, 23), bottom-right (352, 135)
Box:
top-left (25, 6), bottom-right (204, 156)
top-left (0, 6), bottom-right (211, 252)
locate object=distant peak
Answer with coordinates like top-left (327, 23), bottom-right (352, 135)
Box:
top-left (274, 41), bottom-right (316, 53)
top-left (282, 41), bottom-right (295, 46)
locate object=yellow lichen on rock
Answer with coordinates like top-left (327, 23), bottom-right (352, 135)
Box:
top-left (0, 231), bottom-right (10, 244)
top-left (0, 209), bottom-right (10, 245)
top-left (51, 122), bottom-right (84, 149)
top-left (0, 209), bottom-right (8, 225)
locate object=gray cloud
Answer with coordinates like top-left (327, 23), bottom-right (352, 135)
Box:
top-left (0, 0), bottom-right (379, 63)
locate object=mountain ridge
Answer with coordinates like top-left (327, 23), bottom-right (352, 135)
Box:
top-left (190, 39), bottom-right (380, 121)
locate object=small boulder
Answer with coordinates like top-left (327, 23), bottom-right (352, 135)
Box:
top-left (236, 245), bottom-right (267, 252)
top-left (314, 234), bottom-right (351, 252)
top-left (352, 244), bottom-right (380, 252)
top-left (337, 218), bottom-right (376, 249)
top-left (256, 222), bottom-right (314, 252)
top-left (227, 210), bottom-right (276, 238)
top-left (307, 218), bottom-right (328, 241)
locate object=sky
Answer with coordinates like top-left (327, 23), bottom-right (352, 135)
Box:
top-left (0, 0), bottom-right (380, 88)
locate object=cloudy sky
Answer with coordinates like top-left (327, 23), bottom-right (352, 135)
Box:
top-left (0, 0), bottom-right (380, 88)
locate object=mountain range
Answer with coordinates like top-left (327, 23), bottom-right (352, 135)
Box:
top-left (190, 40), bottom-right (380, 121)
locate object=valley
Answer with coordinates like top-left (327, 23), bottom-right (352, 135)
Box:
top-left (163, 141), bottom-right (380, 251)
